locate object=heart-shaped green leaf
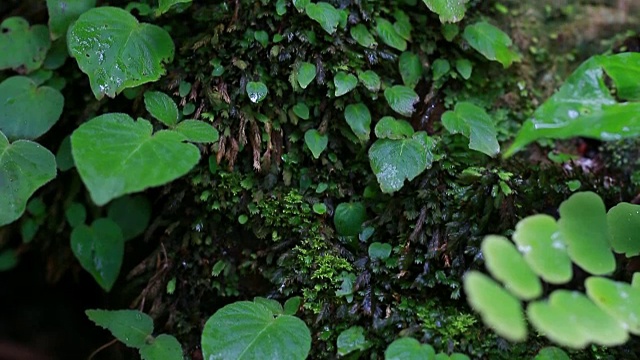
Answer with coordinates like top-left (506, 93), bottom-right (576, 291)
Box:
top-left (334, 72), bottom-right (358, 97)
top-left (68, 7), bottom-right (175, 99)
top-left (368, 242), bottom-right (392, 261)
top-left (369, 132), bottom-right (435, 193)
top-left (0, 132), bottom-right (56, 226)
top-left (607, 202), bottom-right (640, 257)
top-left (512, 214), bottom-right (572, 284)
top-left (600, 52), bottom-right (640, 101)
top-left (334, 202), bottom-right (367, 237)
top-left (0, 76), bottom-right (64, 140)
top-left (399, 52), bottom-right (422, 88)
top-left (71, 218), bottom-right (124, 291)
top-left (358, 70), bottom-right (381, 93)
top-left (462, 21), bottom-right (520, 68)
top-left (482, 235), bottom-right (542, 300)
top-left (337, 326), bottom-right (370, 356)
top-left (422, 0), bottom-right (467, 23)
top-left (375, 17), bottom-right (406, 51)
top-left (175, 120), bottom-right (219, 143)
top-left (71, 113), bottom-right (200, 206)
top-left (86, 309), bottom-right (153, 348)
top-left (385, 337), bottom-right (436, 360)
top-left (344, 103), bottom-right (371, 142)
top-left (202, 301), bottom-right (311, 360)
top-left (107, 195), bottom-right (151, 241)
top-left (304, 129), bottom-right (328, 159)
top-left (144, 91), bottom-right (179, 126)
top-left (305, 2), bottom-right (340, 35)
top-left (384, 85), bottom-right (419, 117)
top-left (350, 24), bottom-right (377, 48)
top-left (455, 58), bottom-right (472, 79)
top-left (463, 271), bottom-right (527, 342)
top-left (432, 58), bottom-right (450, 80)
top-left (297, 62), bottom-right (316, 89)
top-left (0, 17), bottom-right (50, 73)
top-left (46, 0), bottom-right (96, 40)
top-left (139, 334), bottom-right (184, 360)
top-left (292, 102), bottom-right (310, 119)
top-left (558, 192), bottom-right (615, 275)
top-left (246, 81), bottom-right (268, 103)
top-left (441, 102), bottom-right (499, 156)
top-left (374, 117), bottom-right (414, 140)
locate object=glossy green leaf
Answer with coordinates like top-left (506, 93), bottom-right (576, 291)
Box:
top-left (375, 17), bottom-right (407, 51)
top-left (422, 0), bottom-right (467, 23)
top-left (528, 290), bottom-right (627, 348)
top-left (71, 218), bottom-right (124, 291)
top-left (586, 277), bottom-right (640, 335)
top-left (512, 215), bottom-right (572, 284)
top-left (246, 81), bottom-right (268, 103)
top-left (175, 120), bottom-right (219, 143)
top-left (86, 309), bottom-right (153, 348)
top-left (482, 235), bottom-right (542, 300)
top-left (558, 192), bottom-right (615, 275)
top-left (392, 11), bottom-right (412, 41)
top-left (344, 103), bottom-right (371, 142)
top-left (144, 91), bottom-right (179, 126)
top-left (534, 347), bottom-right (570, 360)
top-left (607, 202), bottom-right (640, 257)
top-left (462, 21), bottom-right (520, 68)
top-left (297, 62), bottom-right (316, 89)
top-left (358, 70), bottom-right (381, 93)
top-left (337, 326), bottom-right (370, 356)
top-left (139, 334), bottom-right (184, 360)
top-left (334, 202), bottom-right (367, 237)
top-left (304, 129), bottom-right (328, 159)
top-left (441, 102), bottom-right (499, 156)
top-left (384, 85), bottom-right (419, 117)
top-left (158, 0), bottom-right (192, 14)
top-left (399, 52), bottom-right (422, 88)
top-left (71, 113), bottom-right (200, 206)
top-left (455, 58), bottom-right (472, 79)
top-left (0, 132), bottom-right (56, 226)
top-left (369, 132), bottom-right (435, 193)
top-left (313, 203), bottom-right (327, 214)
top-left (464, 271), bottom-right (527, 342)
top-left (65, 202), bottom-right (86, 228)
top-left (334, 72), bottom-right (358, 97)
top-left (201, 301), bottom-right (311, 360)
top-left (46, 0), bottom-right (96, 40)
top-left (0, 76), bottom-right (64, 140)
top-left (305, 2), bottom-right (341, 35)
top-left (369, 242), bottom-right (392, 261)
top-left (283, 297), bottom-right (301, 315)
top-left (68, 7), bottom-right (175, 99)
top-left (432, 58), bottom-right (450, 80)
top-left (600, 52), bottom-right (640, 101)
top-left (385, 337), bottom-right (435, 360)
top-left (505, 54), bottom-right (640, 157)
top-left (350, 24), bottom-right (377, 48)
top-left (0, 17), bottom-right (50, 73)
top-left (441, 23), bottom-right (459, 41)
top-left (107, 195), bottom-right (151, 241)
top-left (375, 117), bottom-right (414, 139)
top-left (292, 102), bottom-right (310, 119)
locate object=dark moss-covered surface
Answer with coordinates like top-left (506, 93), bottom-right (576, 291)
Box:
top-left (1, 0), bottom-right (640, 359)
